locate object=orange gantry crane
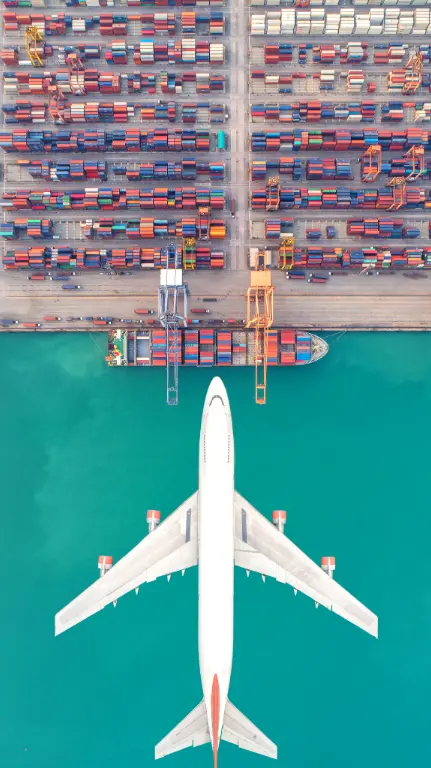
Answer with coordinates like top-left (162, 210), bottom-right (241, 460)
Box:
top-left (387, 177), bottom-right (407, 211)
top-left (48, 83), bottom-right (67, 123)
top-left (66, 51), bottom-right (86, 95)
top-left (246, 249), bottom-right (274, 404)
top-left (25, 25), bottom-right (44, 67)
top-left (405, 145), bottom-right (424, 181)
top-left (403, 51), bottom-right (423, 94)
top-left (362, 145), bottom-right (382, 182)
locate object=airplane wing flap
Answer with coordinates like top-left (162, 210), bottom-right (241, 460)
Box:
top-left (234, 491), bottom-right (378, 638)
top-left (55, 493), bottom-right (198, 636)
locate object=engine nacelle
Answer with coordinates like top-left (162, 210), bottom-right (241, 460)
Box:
top-left (321, 556), bottom-right (336, 578)
top-left (272, 509), bottom-right (286, 534)
top-left (98, 555), bottom-right (113, 578)
top-left (147, 509), bottom-right (161, 534)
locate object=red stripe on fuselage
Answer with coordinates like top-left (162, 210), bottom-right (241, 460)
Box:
top-left (211, 674), bottom-right (220, 768)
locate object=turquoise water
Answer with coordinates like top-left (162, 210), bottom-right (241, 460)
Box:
top-left (1, 332), bottom-right (430, 768)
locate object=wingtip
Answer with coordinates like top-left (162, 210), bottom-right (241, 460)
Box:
top-left (54, 614), bottom-right (66, 637)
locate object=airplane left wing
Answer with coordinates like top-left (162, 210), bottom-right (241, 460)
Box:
top-left (55, 492), bottom-right (198, 636)
top-left (234, 491), bottom-right (378, 638)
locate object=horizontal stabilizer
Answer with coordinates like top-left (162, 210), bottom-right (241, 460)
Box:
top-left (155, 699), bottom-right (210, 760)
top-left (222, 700), bottom-right (277, 760)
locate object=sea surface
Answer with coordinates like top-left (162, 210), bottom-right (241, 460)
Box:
top-left (1, 331), bottom-right (430, 768)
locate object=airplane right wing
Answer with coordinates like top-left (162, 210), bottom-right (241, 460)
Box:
top-left (55, 492), bottom-right (198, 636)
top-left (234, 491), bottom-right (378, 638)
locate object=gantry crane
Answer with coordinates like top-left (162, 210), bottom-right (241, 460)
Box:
top-left (387, 177), bottom-right (407, 211)
top-left (197, 206), bottom-right (210, 240)
top-left (361, 145), bottom-right (382, 182)
top-left (25, 25), bottom-right (44, 67)
top-left (182, 237), bottom-right (196, 269)
top-left (158, 267), bottom-right (188, 406)
top-left (278, 235), bottom-right (295, 270)
top-left (405, 145), bottom-right (424, 181)
top-left (246, 249), bottom-right (274, 405)
top-left (48, 83), bottom-right (67, 123)
top-left (403, 50), bottom-right (423, 94)
top-left (266, 176), bottom-right (280, 211)
top-left (66, 51), bottom-right (86, 95)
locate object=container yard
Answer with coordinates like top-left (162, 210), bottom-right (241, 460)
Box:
top-left (1, 0), bottom-right (431, 403)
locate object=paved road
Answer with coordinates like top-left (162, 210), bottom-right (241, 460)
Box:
top-left (2, 269), bottom-right (431, 330)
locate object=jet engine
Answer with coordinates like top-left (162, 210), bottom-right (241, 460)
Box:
top-left (98, 555), bottom-right (113, 578)
top-left (147, 509), bottom-right (161, 534)
top-left (272, 509), bottom-right (286, 534)
top-left (321, 556), bottom-right (336, 578)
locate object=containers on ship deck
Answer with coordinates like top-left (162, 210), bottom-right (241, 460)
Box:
top-left (199, 328), bottom-right (214, 366)
top-left (216, 330), bottom-right (232, 365)
top-left (280, 330), bottom-right (296, 365)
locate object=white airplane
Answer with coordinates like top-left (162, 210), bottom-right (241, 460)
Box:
top-left (55, 376), bottom-right (378, 765)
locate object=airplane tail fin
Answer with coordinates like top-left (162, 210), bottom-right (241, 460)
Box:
top-left (155, 699), bottom-right (210, 760)
top-left (221, 699), bottom-right (278, 759)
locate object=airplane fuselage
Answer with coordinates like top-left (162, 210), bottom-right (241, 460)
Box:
top-left (198, 382), bottom-right (235, 756)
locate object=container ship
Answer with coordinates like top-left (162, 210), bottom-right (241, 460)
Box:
top-left (107, 328), bottom-right (328, 367)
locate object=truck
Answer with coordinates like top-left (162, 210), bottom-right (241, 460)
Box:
top-left (134, 309), bottom-right (155, 315)
top-left (191, 308), bottom-right (210, 314)
top-left (43, 316), bottom-right (61, 321)
top-left (28, 274), bottom-right (45, 281)
top-left (231, 199), bottom-right (235, 217)
top-left (50, 275), bottom-right (69, 281)
top-left (61, 284), bottom-right (81, 290)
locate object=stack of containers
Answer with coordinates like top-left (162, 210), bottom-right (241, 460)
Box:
top-left (184, 330), bottom-right (199, 365)
top-left (2, 101), bottom-right (46, 123)
top-left (114, 160), bottom-right (224, 181)
top-left (306, 158), bottom-right (351, 179)
top-left (250, 158), bottom-right (302, 180)
top-left (0, 219), bottom-right (53, 238)
top-left (280, 330), bottom-right (296, 365)
top-left (19, 159), bottom-right (108, 181)
top-left (2, 187), bottom-right (225, 212)
top-left (250, 128), bottom-right (431, 152)
top-left (151, 329), bottom-right (167, 367)
top-left (264, 219), bottom-right (294, 238)
top-left (167, 330), bottom-right (183, 365)
top-left (295, 334), bottom-right (312, 363)
top-left (216, 331), bottom-right (232, 365)
top-left (199, 329), bottom-right (214, 365)
top-left (251, 187), bottom-right (427, 211)
top-left (266, 330), bottom-right (279, 365)
top-left (0, 128), bottom-right (213, 153)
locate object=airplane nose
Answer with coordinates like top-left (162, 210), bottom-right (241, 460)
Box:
top-left (206, 376), bottom-right (227, 405)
